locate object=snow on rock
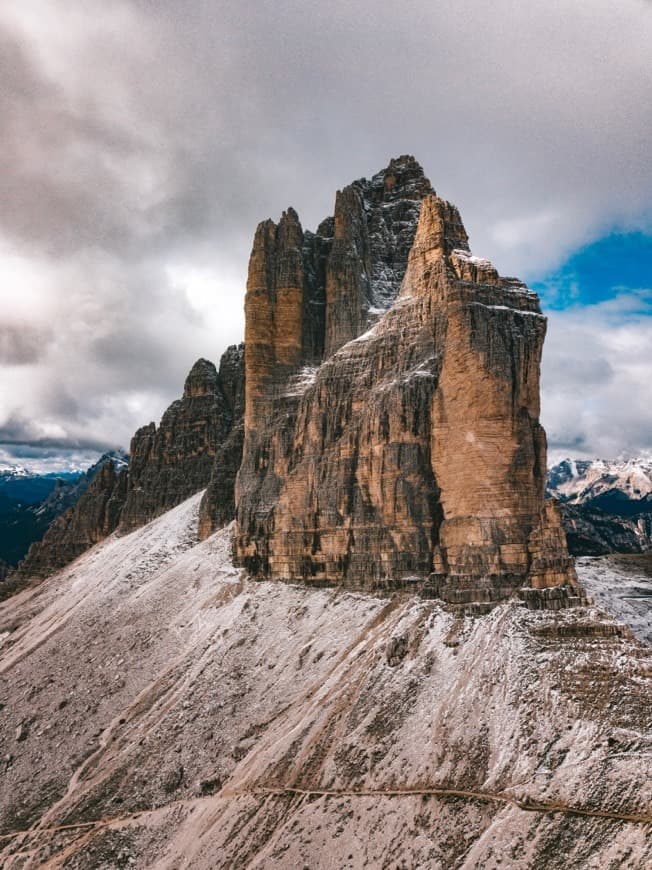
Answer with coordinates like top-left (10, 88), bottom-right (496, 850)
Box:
top-left (451, 247), bottom-right (494, 268)
top-left (0, 494), bottom-right (650, 868)
top-left (283, 366), bottom-right (319, 397)
top-left (548, 457), bottom-right (652, 504)
top-left (576, 556), bottom-right (652, 644)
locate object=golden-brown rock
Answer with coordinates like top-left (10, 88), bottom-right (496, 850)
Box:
top-left (235, 169), bottom-right (578, 604)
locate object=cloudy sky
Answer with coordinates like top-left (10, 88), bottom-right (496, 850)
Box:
top-left (1, 0), bottom-right (651, 471)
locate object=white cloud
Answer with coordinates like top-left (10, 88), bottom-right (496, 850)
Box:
top-left (542, 291), bottom-right (652, 462)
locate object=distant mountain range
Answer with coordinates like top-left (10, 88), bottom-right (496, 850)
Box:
top-left (0, 450), bottom-right (128, 573)
top-left (547, 458), bottom-right (652, 555)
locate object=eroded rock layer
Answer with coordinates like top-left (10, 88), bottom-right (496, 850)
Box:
top-left (16, 351), bottom-right (245, 583)
top-left (235, 165), bottom-right (577, 602)
top-left (242, 155), bottom-right (434, 436)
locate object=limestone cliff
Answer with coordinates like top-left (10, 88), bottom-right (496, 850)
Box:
top-left (119, 357), bottom-right (235, 532)
top-left (235, 161), bottom-right (577, 604)
top-left (14, 458), bottom-right (128, 579)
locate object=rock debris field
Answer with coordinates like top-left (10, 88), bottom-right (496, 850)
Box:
top-left (1, 493), bottom-right (651, 868)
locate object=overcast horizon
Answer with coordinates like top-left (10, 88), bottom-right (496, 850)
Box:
top-left (1, 1), bottom-right (651, 473)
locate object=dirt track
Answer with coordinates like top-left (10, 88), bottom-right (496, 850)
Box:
top-left (2, 778), bottom-right (650, 854)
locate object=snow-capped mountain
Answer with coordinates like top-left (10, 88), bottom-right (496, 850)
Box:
top-left (0, 463), bottom-right (30, 477)
top-left (0, 449), bottom-right (128, 577)
top-left (548, 458), bottom-right (652, 555)
top-left (547, 457), bottom-right (652, 511)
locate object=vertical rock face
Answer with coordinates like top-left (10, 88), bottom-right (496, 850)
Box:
top-left (234, 161), bottom-right (577, 603)
top-left (15, 459), bottom-right (128, 579)
top-left (325, 154), bottom-right (435, 355)
top-left (119, 358), bottom-right (234, 532)
top-left (242, 156), bottom-right (434, 437)
top-left (198, 344), bottom-right (246, 539)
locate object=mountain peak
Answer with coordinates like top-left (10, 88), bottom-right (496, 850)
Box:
top-left (370, 154), bottom-right (435, 201)
top-left (183, 358), bottom-right (220, 398)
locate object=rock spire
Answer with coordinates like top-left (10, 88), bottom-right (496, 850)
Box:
top-left (234, 162), bottom-right (578, 605)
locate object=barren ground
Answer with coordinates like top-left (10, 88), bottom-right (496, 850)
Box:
top-left (1, 494), bottom-right (650, 868)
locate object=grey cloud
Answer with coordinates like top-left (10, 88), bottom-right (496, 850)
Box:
top-left (3, 1), bottom-right (651, 268)
top-left (0, 413), bottom-right (42, 444)
top-left (0, 442), bottom-right (110, 474)
top-left (0, 413), bottom-right (99, 450)
top-left (0, 323), bottom-right (51, 365)
top-left (0, 0), bottom-right (650, 464)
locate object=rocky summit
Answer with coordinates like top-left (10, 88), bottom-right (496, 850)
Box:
top-left (235, 158), bottom-right (577, 606)
top-left (198, 343), bottom-right (246, 539)
top-left (118, 358), bottom-right (232, 532)
top-left (10, 157), bottom-right (578, 613)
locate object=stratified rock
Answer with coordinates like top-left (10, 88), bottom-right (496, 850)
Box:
top-left (198, 344), bottom-right (246, 540)
top-left (15, 459), bottom-right (128, 579)
top-left (234, 165), bottom-right (578, 604)
top-left (15, 354), bottom-right (244, 583)
top-left (216, 342), bottom-right (246, 420)
top-left (242, 156), bottom-right (433, 436)
top-left (119, 359), bottom-right (233, 532)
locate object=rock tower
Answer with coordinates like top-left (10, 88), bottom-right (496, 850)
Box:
top-left (234, 157), bottom-right (577, 604)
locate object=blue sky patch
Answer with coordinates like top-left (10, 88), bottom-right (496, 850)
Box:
top-left (531, 231), bottom-right (652, 310)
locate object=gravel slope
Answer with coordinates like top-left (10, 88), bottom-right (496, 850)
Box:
top-left (0, 494), bottom-right (650, 869)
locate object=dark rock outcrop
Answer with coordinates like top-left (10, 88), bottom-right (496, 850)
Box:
top-left (234, 158), bottom-right (578, 603)
top-left (198, 344), bottom-right (246, 539)
top-left (559, 502), bottom-right (652, 555)
top-left (324, 155), bottom-right (434, 355)
top-left (15, 353), bottom-right (244, 583)
top-left (118, 358), bottom-right (233, 532)
top-left (15, 458), bottom-right (128, 579)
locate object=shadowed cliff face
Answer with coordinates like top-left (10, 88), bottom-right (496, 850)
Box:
top-left (235, 162), bottom-right (576, 602)
top-left (198, 344), bottom-right (246, 539)
top-left (120, 354), bottom-right (243, 533)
